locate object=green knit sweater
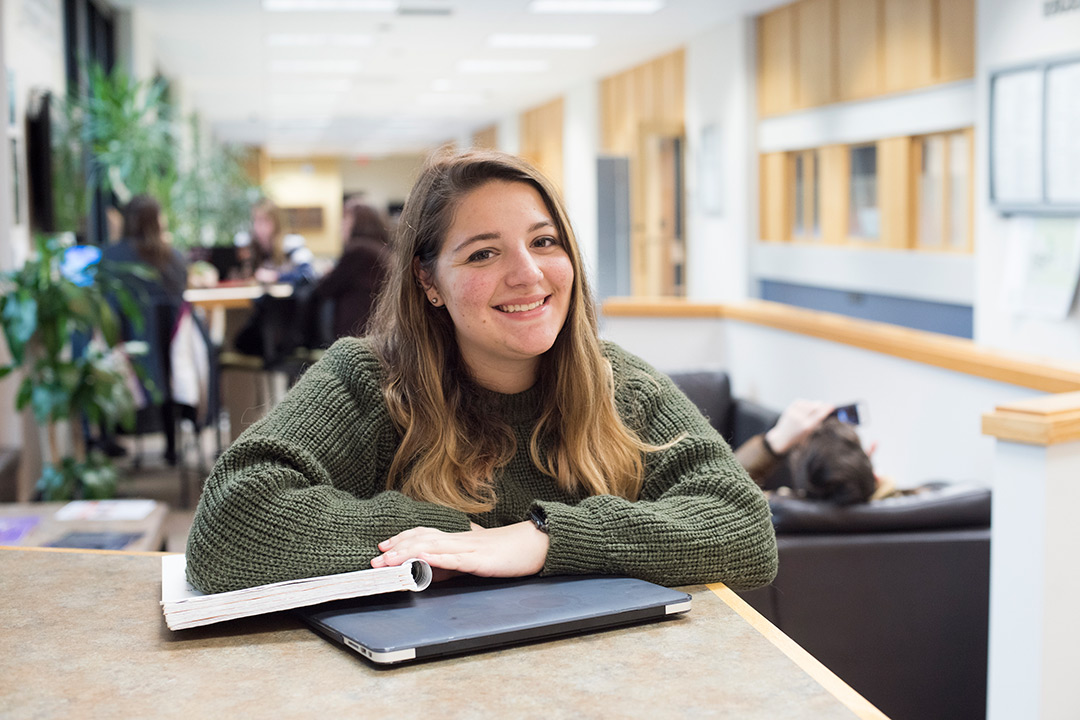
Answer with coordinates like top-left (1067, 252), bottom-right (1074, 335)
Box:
top-left (185, 338), bottom-right (777, 594)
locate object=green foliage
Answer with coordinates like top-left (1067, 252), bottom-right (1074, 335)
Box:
top-left (171, 118), bottom-right (261, 249)
top-left (37, 452), bottom-right (119, 501)
top-left (82, 63), bottom-right (176, 206)
top-left (0, 235), bottom-right (153, 499)
top-left (49, 62), bottom-right (261, 250)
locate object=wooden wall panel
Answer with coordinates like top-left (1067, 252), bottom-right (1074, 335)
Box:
top-left (760, 152), bottom-right (791, 242)
top-left (836, 0), bottom-right (882, 101)
top-left (471, 125), bottom-right (497, 150)
top-left (883, 0), bottom-right (934, 93)
top-left (937, 0), bottom-right (976, 82)
top-left (599, 49), bottom-right (686, 296)
top-left (519, 98), bottom-right (564, 190)
top-left (819, 145), bottom-right (850, 243)
top-left (758, 5), bottom-right (797, 116)
top-left (878, 136), bottom-right (914, 248)
top-left (796, 0), bottom-right (835, 108)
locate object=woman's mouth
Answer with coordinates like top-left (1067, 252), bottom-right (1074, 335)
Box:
top-left (497, 297), bottom-right (548, 313)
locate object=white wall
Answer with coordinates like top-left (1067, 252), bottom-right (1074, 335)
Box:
top-left (5, 0), bottom-right (65, 269)
top-left (562, 79), bottom-right (600, 291)
top-left (975, 0), bottom-right (1080, 361)
top-left (601, 314), bottom-right (1040, 489)
top-left (684, 18), bottom-right (755, 303)
top-left (0, 0), bottom-right (18, 453)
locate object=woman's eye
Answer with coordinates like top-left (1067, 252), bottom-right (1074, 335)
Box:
top-left (467, 249), bottom-right (494, 262)
top-left (533, 235), bottom-right (559, 248)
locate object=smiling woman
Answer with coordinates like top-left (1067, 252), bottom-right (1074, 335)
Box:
top-left (185, 149), bottom-right (777, 596)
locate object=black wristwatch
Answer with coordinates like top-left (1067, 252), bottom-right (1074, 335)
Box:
top-left (528, 506), bottom-right (549, 534)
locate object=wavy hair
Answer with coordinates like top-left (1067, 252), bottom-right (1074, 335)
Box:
top-left (368, 148), bottom-right (658, 513)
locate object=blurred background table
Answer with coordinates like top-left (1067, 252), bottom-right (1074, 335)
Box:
top-left (0, 500), bottom-right (167, 552)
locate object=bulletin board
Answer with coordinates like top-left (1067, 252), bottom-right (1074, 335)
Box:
top-left (990, 55), bottom-right (1080, 214)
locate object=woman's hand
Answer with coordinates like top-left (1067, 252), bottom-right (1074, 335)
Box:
top-left (370, 522), bottom-right (550, 578)
top-left (764, 399), bottom-right (835, 455)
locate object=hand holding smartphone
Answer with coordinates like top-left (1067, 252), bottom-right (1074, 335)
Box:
top-left (831, 402), bottom-right (867, 425)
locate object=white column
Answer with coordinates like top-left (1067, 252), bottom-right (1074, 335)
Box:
top-left (983, 393), bottom-right (1080, 719)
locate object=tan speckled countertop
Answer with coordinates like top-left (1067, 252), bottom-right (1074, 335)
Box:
top-left (0, 549), bottom-right (873, 719)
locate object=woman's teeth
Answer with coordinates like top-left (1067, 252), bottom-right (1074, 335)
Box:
top-left (499, 298), bottom-right (545, 313)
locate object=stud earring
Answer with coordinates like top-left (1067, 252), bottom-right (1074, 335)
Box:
top-left (429, 294), bottom-right (441, 306)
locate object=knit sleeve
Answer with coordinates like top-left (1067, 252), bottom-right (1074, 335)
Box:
top-left (184, 339), bottom-right (472, 593)
top-left (533, 345), bottom-right (778, 590)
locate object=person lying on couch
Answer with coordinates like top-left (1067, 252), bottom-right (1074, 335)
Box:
top-left (735, 402), bottom-right (879, 505)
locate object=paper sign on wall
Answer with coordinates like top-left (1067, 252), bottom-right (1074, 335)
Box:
top-left (1002, 217), bottom-right (1080, 319)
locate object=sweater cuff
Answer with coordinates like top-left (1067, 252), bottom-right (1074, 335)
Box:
top-left (532, 500), bottom-right (608, 576)
top-left (408, 500), bottom-right (473, 533)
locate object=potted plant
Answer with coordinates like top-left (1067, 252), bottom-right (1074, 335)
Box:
top-left (0, 234), bottom-right (151, 499)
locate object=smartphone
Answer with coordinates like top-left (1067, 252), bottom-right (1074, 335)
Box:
top-left (831, 402), bottom-right (866, 425)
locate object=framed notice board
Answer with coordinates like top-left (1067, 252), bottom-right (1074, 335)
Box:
top-left (990, 55), bottom-right (1080, 215)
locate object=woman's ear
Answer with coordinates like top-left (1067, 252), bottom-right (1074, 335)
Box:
top-left (412, 256), bottom-right (434, 292)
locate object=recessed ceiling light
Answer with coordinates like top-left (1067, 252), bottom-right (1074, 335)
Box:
top-left (266, 33), bottom-right (374, 47)
top-left (456, 59), bottom-right (549, 74)
top-left (270, 59), bottom-right (361, 74)
top-left (487, 34), bottom-right (597, 49)
top-left (528, 0), bottom-right (663, 13)
top-left (263, 0), bottom-right (397, 11)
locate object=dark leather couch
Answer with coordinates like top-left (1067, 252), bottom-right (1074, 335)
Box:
top-left (669, 370), bottom-right (990, 720)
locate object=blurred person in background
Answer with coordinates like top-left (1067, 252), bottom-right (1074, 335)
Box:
top-left (100, 194), bottom-right (188, 463)
top-left (314, 199), bottom-right (390, 340)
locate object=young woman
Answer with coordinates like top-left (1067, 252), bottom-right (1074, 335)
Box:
top-left (185, 150), bottom-right (777, 594)
top-left (101, 194), bottom-right (188, 463)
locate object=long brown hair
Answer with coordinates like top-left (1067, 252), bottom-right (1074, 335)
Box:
top-left (343, 200), bottom-right (390, 248)
top-left (122, 195), bottom-right (171, 271)
top-left (251, 198), bottom-right (286, 267)
top-left (368, 148), bottom-right (659, 514)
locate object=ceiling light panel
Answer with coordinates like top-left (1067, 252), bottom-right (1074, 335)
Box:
top-left (270, 59), bottom-right (361, 74)
top-left (527, 0), bottom-right (663, 13)
top-left (263, 0), bottom-right (397, 11)
top-left (487, 34), bottom-right (597, 49)
top-left (266, 33), bottom-right (374, 47)
top-left (456, 59), bottom-right (549, 74)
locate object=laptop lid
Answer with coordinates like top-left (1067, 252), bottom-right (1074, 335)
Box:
top-left (297, 574), bottom-right (692, 665)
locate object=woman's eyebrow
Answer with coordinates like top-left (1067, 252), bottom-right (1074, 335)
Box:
top-left (451, 221), bottom-right (556, 254)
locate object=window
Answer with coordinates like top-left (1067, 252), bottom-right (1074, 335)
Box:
top-left (849, 144), bottom-right (879, 240)
top-left (791, 149), bottom-right (820, 240)
top-left (915, 129), bottom-right (972, 251)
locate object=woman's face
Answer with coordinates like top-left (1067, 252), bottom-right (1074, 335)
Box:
top-left (418, 180), bottom-right (574, 392)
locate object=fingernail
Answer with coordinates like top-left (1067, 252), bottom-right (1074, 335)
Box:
top-left (384, 550), bottom-right (398, 559)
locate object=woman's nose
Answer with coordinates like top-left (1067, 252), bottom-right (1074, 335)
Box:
top-left (505, 246), bottom-right (544, 286)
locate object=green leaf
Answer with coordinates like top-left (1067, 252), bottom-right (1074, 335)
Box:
top-left (1, 291), bottom-right (38, 363)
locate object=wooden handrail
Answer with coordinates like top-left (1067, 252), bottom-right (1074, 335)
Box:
top-left (981, 392), bottom-right (1080, 446)
top-left (602, 298), bottom-right (1080, 394)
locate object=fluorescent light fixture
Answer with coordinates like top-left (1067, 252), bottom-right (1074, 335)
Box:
top-left (270, 59), bottom-right (361, 73)
top-left (266, 33), bottom-right (373, 47)
top-left (270, 117), bottom-right (334, 128)
top-left (528, 0), bottom-right (663, 13)
top-left (264, 0), bottom-right (397, 11)
top-left (456, 59), bottom-right (549, 74)
top-left (416, 92), bottom-right (486, 106)
top-left (270, 78), bottom-right (353, 93)
top-left (488, 34), bottom-right (597, 48)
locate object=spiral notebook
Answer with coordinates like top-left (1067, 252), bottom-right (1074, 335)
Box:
top-left (297, 574), bottom-right (692, 664)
